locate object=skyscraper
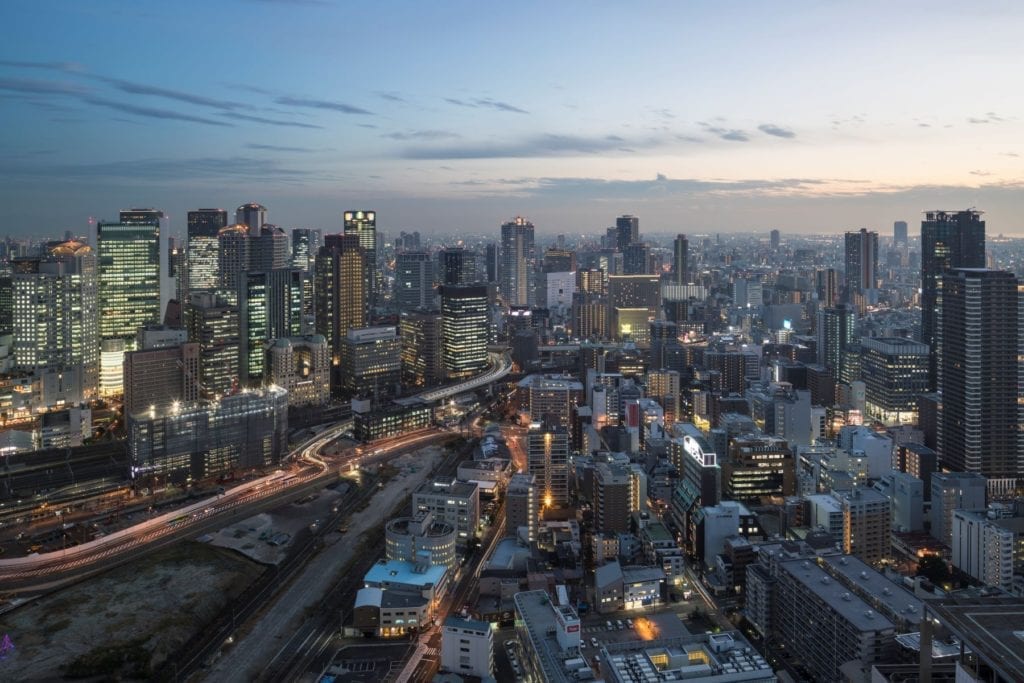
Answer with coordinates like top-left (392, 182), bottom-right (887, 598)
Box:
top-left (237, 269), bottom-right (305, 386)
top-left (484, 243), bottom-right (499, 284)
top-left (235, 202), bottom-right (267, 232)
top-left (893, 220), bottom-right (908, 246)
top-left (118, 208), bottom-right (172, 323)
top-left (217, 224), bottom-right (251, 293)
top-left (672, 234), bottom-right (689, 285)
top-left (395, 251), bottom-right (435, 310)
top-left (622, 242), bottom-right (650, 275)
top-left (291, 228), bottom-right (322, 271)
top-left (440, 247), bottom-right (476, 285)
top-left (97, 220), bottom-right (162, 349)
top-left (185, 292), bottom-right (240, 397)
top-left (527, 421), bottom-right (570, 509)
top-left (844, 228), bottom-right (878, 298)
top-left (615, 214), bottom-right (639, 250)
top-left (439, 284), bottom-right (489, 379)
top-left (920, 209), bottom-right (986, 390)
top-left (937, 269), bottom-right (1019, 482)
top-left (186, 209), bottom-right (228, 295)
top-left (769, 229), bottom-right (781, 250)
top-left (343, 210), bottom-right (378, 305)
top-left (314, 234), bottom-right (366, 390)
top-left (860, 337), bottom-right (929, 425)
top-left (816, 304), bottom-right (855, 380)
top-left (500, 216), bottom-right (535, 307)
top-left (11, 240), bottom-right (99, 398)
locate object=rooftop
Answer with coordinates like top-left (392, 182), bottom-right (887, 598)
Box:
top-left (363, 559), bottom-right (447, 589)
top-left (819, 554), bottom-right (923, 627)
top-left (443, 615), bottom-right (492, 634)
top-left (779, 558), bottom-right (897, 633)
top-left (601, 632), bottom-right (772, 682)
top-left (928, 597), bottom-right (1024, 683)
top-left (514, 590), bottom-right (581, 683)
top-left (622, 566), bottom-right (667, 584)
top-left (415, 478), bottom-right (479, 499)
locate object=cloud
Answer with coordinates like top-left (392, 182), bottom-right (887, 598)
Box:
top-left (444, 97), bottom-right (529, 114)
top-left (246, 143), bottom-right (319, 153)
top-left (967, 113), bottom-right (1005, 125)
top-left (275, 96), bottom-right (373, 115)
top-left (0, 156), bottom-right (319, 183)
top-left (222, 112), bottom-right (322, 129)
top-left (376, 91), bottom-right (406, 102)
top-left (384, 129), bottom-right (460, 141)
top-left (699, 122), bottom-right (749, 142)
top-left (758, 123), bottom-right (795, 138)
top-left (82, 96), bottom-right (233, 126)
top-left (0, 60), bottom-right (86, 73)
top-left (969, 170), bottom-right (992, 176)
top-left (403, 132), bottom-right (659, 159)
top-left (98, 77), bottom-right (253, 111)
top-left (0, 76), bottom-right (87, 96)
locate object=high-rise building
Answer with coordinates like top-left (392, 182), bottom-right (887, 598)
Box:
top-left (291, 228), bottom-right (322, 271)
top-left (484, 243), bottom-right (498, 284)
top-left (340, 326), bottom-right (402, 397)
top-left (723, 435), bottom-right (795, 502)
top-left (542, 248), bottom-right (575, 274)
top-left (622, 242), bottom-right (650, 275)
top-left (615, 214), bottom-right (639, 250)
top-left (930, 471), bottom-right (987, 546)
top-left (937, 269), bottom-right (1020, 482)
top-left (506, 472), bottom-right (538, 542)
top-left (500, 216), bottom-right (535, 307)
top-left (399, 310), bottom-right (444, 388)
top-left (186, 209), bottom-right (228, 296)
top-left (672, 234), bottom-right (689, 285)
top-left (593, 461), bottom-right (633, 534)
top-left (844, 228), bottom-right (878, 298)
top-left (860, 337), bottom-right (929, 425)
top-left (893, 220), bottom-right (908, 246)
top-left (921, 209), bottom-right (986, 390)
top-left (816, 304), bottom-right (855, 379)
top-left (343, 210), bottom-right (378, 305)
top-left (185, 292), bottom-right (240, 397)
top-left (769, 229), bottom-right (780, 250)
top-left (250, 225), bottom-right (289, 273)
top-left (815, 268), bottom-right (840, 307)
top-left (11, 240), bottom-right (100, 399)
top-left (314, 234), bottom-right (366, 390)
top-left (394, 251), bottom-right (434, 310)
top-left (97, 220), bottom-right (162, 350)
top-left (439, 284), bottom-right (489, 380)
top-left (440, 247), bottom-right (476, 285)
top-left (123, 342), bottom-right (200, 415)
top-left (837, 487), bottom-right (891, 565)
top-left (237, 268), bottom-right (305, 386)
top-left (527, 421), bottom-right (570, 509)
top-left (217, 224), bottom-right (251, 293)
top-left (412, 478), bottom-right (480, 547)
top-left (235, 202), bottom-right (266, 232)
top-left (264, 335), bottom-right (330, 406)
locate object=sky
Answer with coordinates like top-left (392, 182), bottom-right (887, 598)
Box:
top-left (3, 0), bottom-right (1024, 239)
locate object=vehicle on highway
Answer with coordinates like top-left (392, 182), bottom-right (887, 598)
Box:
top-left (590, 637), bottom-right (599, 647)
top-left (616, 619), bottom-right (624, 630)
top-left (626, 618), bottom-right (634, 629)
top-left (605, 620), bottom-right (613, 630)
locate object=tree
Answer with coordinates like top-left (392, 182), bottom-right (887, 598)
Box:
top-left (916, 554), bottom-right (949, 584)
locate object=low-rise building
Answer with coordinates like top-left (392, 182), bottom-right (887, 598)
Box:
top-left (600, 631), bottom-right (774, 683)
top-left (622, 566), bottom-right (666, 610)
top-left (441, 616), bottom-right (493, 679)
top-left (385, 510), bottom-right (457, 572)
top-left (412, 477), bottom-right (480, 547)
top-left (513, 590), bottom-right (584, 683)
top-left (354, 558), bottom-right (449, 638)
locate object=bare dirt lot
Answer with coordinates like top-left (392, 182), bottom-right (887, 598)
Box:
top-left (0, 542), bottom-right (264, 681)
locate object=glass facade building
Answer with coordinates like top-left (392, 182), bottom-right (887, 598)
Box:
top-left (97, 221), bottom-right (162, 349)
top-left (439, 284), bottom-right (489, 379)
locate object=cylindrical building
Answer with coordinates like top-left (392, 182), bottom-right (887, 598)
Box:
top-left (384, 511), bottom-right (457, 571)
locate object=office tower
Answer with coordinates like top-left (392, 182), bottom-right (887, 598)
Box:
top-left (237, 269), bottom-right (304, 385)
top-left (97, 219), bottom-right (162, 349)
top-left (499, 216), bottom-right (535, 307)
top-left (394, 251), bottom-right (435, 310)
top-left (921, 209), bottom-right (986, 389)
top-left (186, 209), bottom-right (228, 296)
top-left (931, 472), bottom-right (987, 546)
top-left (185, 292), bottom-right (240, 397)
top-left (572, 292), bottom-right (607, 340)
top-left (938, 269), bottom-right (1019, 480)
top-left (622, 242), bottom-right (650, 275)
top-left (235, 202), bottom-right (266, 232)
top-left (343, 210), bottom-right (378, 305)
top-left (394, 230), bottom-right (420, 252)
top-left (265, 335), bottom-right (329, 406)
top-left (11, 240), bottom-right (99, 398)
top-left (439, 284), bottom-right (489, 379)
top-left (672, 234), bottom-right (689, 285)
top-left (577, 268), bottom-right (604, 295)
top-left (860, 337), bottom-right (929, 425)
top-left (733, 277), bottom-right (763, 308)
top-left (314, 234), bottom-right (366, 390)
top-left (844, 228), bottom-right (878, 297)
top-left (593, 462), bottom-right (633, 533)
top-left (440, 246), bottom-right (476, 285)
top-left (506, 472), bottom-right (538, 542)
top-left (127, 386), bottom-right (288, 482)
top-left (123, 342), bottom-right (200, 415)
top-left (722, 435), bottom-right (795, 502)
top-left (484, 243), bottom-right (499, 284)
top-left (527, 421), bottom-right (570, 509)
top-left (835, 487), bottom-right (891, 564)
top-left (893, 220), bottom-right (908, 246)
top-left (816, 304), bottom-right (855, 379)
top-left (647, 368), bottom-right (681, 421)
top-left (542, 247), bottom-right (575, 273)
top-left (217, 224), bottom-right (250, 293)
top-left (769, 229), bottom-right (780, 250)
top-left (291, 228), bottom-right (322, 271)
top-left (615, 214), bottom-right (639, 250)
top-left (250, 224), bottom-right (289, 272)
top-left (340, 326), bottom-right (402, 397)
top-left (522, 375), bottom-right (584, 428)
top-left (607, 274), bottom-right (660, 318)
top-left (400, 310), bottom-right (444, 388)
top-left (538, 270), bottom-right (575, 312)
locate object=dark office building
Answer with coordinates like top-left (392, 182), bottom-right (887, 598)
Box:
top-left (844, 228), bottom-right (878, 297)
top-left (615, 214), bottom-right (639, 250)
top-left (673, 234), bottom-right (689, 285)
top-left (893, 220), bottom-right (908, 246)
top-left (920, 209), bottom-right (986, 390)
top-left (440, 247), bottom-right (476, 285)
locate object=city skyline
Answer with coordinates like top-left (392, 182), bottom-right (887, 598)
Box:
top-left (3, 2), bottom-right (1024, 236)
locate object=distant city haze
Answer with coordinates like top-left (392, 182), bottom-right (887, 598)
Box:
top-left (3, 2), bottom-right (1024, 235)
